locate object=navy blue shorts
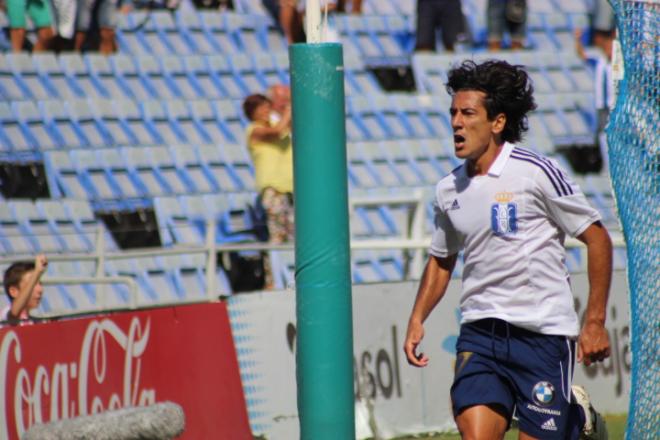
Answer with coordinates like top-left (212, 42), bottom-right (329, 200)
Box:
top-left (451, 319), bottom-right (584, 439)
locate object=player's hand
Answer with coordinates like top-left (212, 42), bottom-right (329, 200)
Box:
top-left (577, 321), bottom-right (611, 366)
top-left (34, 254), bottom-right (48, 275)
top-left (404, 319), bottom-right (429, 367)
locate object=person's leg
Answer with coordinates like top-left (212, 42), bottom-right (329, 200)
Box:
top-left (279, 0), bottom-right (303, 44)
top-left (414, 0), bottom-right (437, 51)
top-left (451, 323), bottom-right (516, 440)
top-left (97, 0), bottom-right (118, 54)
top-left (486, 0), bottom-right (505, 50)
top-left (456, 404), bottom-right (509, 440)
top-left (7, 0), bottom-right (28, 51)
top-left (33, 26), bottom-right (54, 51)
top-left (29, 0), bottom-right (54, 51)
top-left (75, 0), bottom-right (94, 51)
top-left (504, 329), bottom-right (587, 439)
top-left (437, 0), bottom-right (463, 52)
top-left (10, 28), bottom-right (27, 51)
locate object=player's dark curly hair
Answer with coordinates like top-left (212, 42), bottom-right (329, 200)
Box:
top-left (445, 60), bottom-right (537, 143)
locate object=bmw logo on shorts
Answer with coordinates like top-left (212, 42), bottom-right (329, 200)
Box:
top-left (532, 381), bottom-right (555, 406)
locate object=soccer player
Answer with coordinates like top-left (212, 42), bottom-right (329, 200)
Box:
top-left (403, 60), bottom-right (611, 439)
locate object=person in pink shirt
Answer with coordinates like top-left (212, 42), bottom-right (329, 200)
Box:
top-left (2, 254), bottom-right (48, 325)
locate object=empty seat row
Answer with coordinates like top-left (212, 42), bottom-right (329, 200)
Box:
top-left (0, 51), bottom-right (381, 101)
top-left (0, 199), bottom-right (115, 255)
top-left (44, 144), bottom-right (255, 202)
top-left (413, 51), bottom-right (596, 96)
top-left (0, 98), bottom-right (246, 151)
top-left (116, 10), bottom-right (286, 56)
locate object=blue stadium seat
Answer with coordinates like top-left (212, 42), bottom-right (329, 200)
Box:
top-left (161, 55), bottom-right (204, 99)
top-left (121, 146), bottom-right (172, 196)
top-left (68, 99), bottom-right (112, 147)
top-left (205, 55), bottom-right (245, 98)
top-left (10, 101), bottom-right (56, 150)
top-left (212, 99), bottom-right (246, 143)
top-left (346, 142), bottom-right (382, 187)
top-left (5, 52), bottom-right (55, 99)
top-left (84, 54), bottom-right (129, 99)
top-left (140, 100), bottom-right (184, 144)
top-left (335, 15), bottom-right (412, 63)
top-left (357, 141), bottom-right (403, 186)
top-left (112, 54), bottom-right (156, 100)
top-left (197, 144), bottom-right (247, 191)
top-left (198, 10), bottom-right (243, 53)
top-left (38, 100), bottom-right (86, 149)
top-left (0, 203), bottom-right (34, 255)
top-left (344, 53), bottom-right (381, 95)
top-left (184, 55), bottom-right (229, 98)
top-left (33, 54), bottom-right (82, 99)
top-left (135, 55), bottom-right (179, 99)
top-left (379, 139), bottom-right (429, 185)
top-left (37, 199), bottom-right (97, 253)
top-left (61, 53), bottom-right (107, 99)
top-left (70, 149), bottom-right (122, 200)
top-left (112, 99), bottom-right (162, 145)
top-left (164, 100), bottom-right (208, 144)
top-left (169, 144), bottom-right (219, 194)
top-left (153, 196), bottom-right (204, 246)
top-left (251, 52), bottom-right (289, 89)
top-left (44, 150), bottom-right (91, 198)
top-left (0, 54), bottom-right (30, 100)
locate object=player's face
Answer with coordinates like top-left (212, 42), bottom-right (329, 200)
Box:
top-left (450, 90), bottom-right (502, 161)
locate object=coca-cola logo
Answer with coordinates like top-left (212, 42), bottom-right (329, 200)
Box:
top-left (0, 317), bottom-right (155, 439)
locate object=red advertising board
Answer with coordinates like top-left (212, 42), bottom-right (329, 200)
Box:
top-left (0, 302), bottom-right (252, 440)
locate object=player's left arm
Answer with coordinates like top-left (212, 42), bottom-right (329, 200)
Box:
top-left (575, 221), bottom-right (612, 366)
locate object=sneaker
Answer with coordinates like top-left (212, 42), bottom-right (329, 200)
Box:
top-left (572, 384), bottom-right (609, 440)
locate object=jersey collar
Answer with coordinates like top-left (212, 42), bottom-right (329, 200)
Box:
top-left (486, 142), bottom-right (515, 177)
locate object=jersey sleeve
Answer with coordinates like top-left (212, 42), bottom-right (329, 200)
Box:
top-left (429, 191), bottom-right (461, 257)
top-left (535, 158), bottom-right (602, 237)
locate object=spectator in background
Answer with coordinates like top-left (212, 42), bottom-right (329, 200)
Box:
top-left (279, 0), bottom-right (340, 44)
top-left (267, 83), bottom-right (291, 125)
top-left (242, 94), bottom-right (294, 245)
top-left (2, 254), bottom-right (48, 325)
top-left (279, 0), bottom-right (306, 44)
top-left (414, 0), bottom-right (464, 52)
top-left (575, 25), bottom-right (615, 170)
top-left (335, 0), bottom-right (361, 14)
top-left (6, 0), bottom-right (54, 51)
top-left (487, 0), bottom-right (526, 51)
top-left (74, 0), bottom-right (118, 54)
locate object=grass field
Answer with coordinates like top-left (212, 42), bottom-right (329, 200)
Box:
top-left (396, 414), bottom-right (627, 439)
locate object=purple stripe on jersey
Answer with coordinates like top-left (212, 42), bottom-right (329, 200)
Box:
top-left (510, 153), bottom-right (564, 197)
top-left (513, 148), bottom-right (574, 195)
top-left (512, 148), bottom-right (573, 196)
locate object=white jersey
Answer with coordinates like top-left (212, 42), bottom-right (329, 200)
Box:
top-left (430, 142), bottom-right (601, 337)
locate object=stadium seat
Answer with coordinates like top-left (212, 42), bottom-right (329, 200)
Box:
top-left (62, 53), bottom-right (108, 99)
top-left (112, 54), bottom-right (156, 100)
top-left (169, 144), bottom-right (218, 194)
top-left (33, 54), bottom-right (82, 99)
top-left (4, 52), bottom-right (55, 99)
top-left (11, 101), bottom-right (57, 150)
top-left (0, 54), bottom-right (31, 100)
top-left (196, 143), bottom-right (247, 191)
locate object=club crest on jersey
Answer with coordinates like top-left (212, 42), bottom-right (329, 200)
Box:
top-left (491, 192), bottom-right (517, 236)
top-left (532, 381), bottom-right (555, 406)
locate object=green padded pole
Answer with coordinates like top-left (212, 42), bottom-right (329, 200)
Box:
top-left (290, 43), bottom-right (355, 439)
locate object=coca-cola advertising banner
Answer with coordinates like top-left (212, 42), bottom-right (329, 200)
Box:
top-left (0, 302), bottom-right (252, 440)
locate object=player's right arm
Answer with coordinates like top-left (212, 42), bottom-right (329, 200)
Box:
top-left (404, 253), bottom-right (457, 367)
